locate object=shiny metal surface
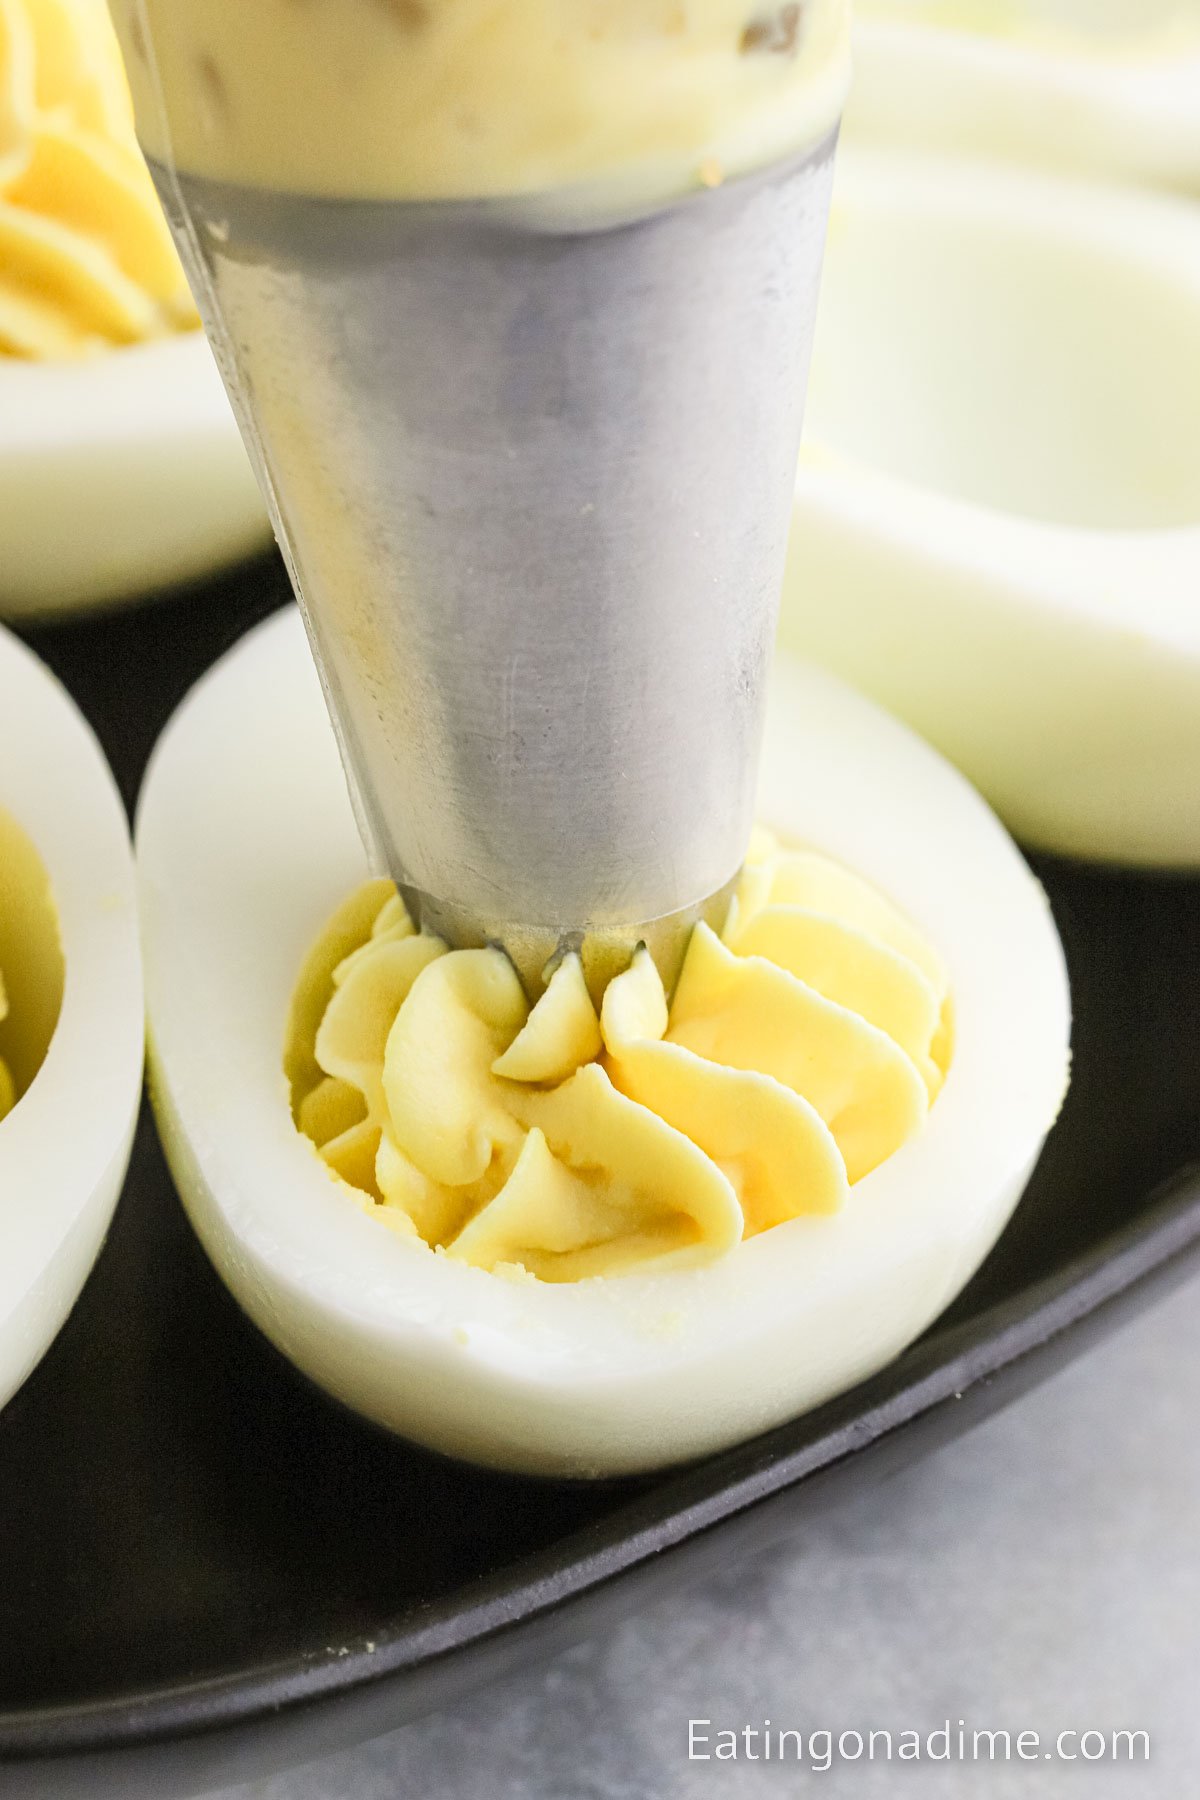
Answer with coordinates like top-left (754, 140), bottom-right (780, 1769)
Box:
top-left (153, 139), bottom-right (837, 989)
top-left (415, 874), bottom-right (741, 1006)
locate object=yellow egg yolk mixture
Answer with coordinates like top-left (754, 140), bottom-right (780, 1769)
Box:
top-left (0, 0), bottom-right (196, 356)
top-left (0, 807), bottom-right (65, 1121)
top-left (286, 833), bottom-right (954, 1284)
top-left (108, 0), bottom-right (852, 204)
top-left (0, 969), bottom-right (13, 1120)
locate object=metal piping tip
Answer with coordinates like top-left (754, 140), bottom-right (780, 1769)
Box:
top-left (409, 874), bottom-right (740, 1004)
top-left (153, 133), bottom-right (838, 990)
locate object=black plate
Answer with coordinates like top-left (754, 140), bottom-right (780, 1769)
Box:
top-left (2, 561), bottom-right (1198, 1800)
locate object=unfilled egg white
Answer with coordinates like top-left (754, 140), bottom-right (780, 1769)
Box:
top-left (787, 151), bottom-right (1200, 868)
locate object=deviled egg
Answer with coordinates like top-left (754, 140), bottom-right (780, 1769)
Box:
top-left (0, 0), bottom-right (267, 615)
top-left (0, 334), bottom-right (269, 617)
top-left (137, 610), bottom-right (1069, 1478)
top-left (0, 623), bottom-right (143, 1412)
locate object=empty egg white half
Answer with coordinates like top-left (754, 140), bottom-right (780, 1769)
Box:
top-left (786, 150), bottom-right (1200, 867)
top-left (850, 0), bottom-right (1200, 191)
top-left (0, 625), bottom-right (143, 1412)
top-left (137, 609), bottom-right (1070, 1478)
top-left (0, 332), bottom-right (269, 620)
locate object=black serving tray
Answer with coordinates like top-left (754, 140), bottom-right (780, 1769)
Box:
top-left (2, 558), bottom-right (1198, 1800)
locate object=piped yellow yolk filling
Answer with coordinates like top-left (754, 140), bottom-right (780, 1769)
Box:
top-left (0, 0), bottom-right (196, 357)
top-left (0, 968), bottom-right (14, 1120)
top-left (0, 806), bottom-right (65, 1122)
top-left (286, 833), bottom-right (953, 1284)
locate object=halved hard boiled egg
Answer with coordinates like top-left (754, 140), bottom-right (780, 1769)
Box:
top-left (137, 609), bottom-right (1070, 1478)
top-left (0, 624), bottom-right (143, 1412)
top-left (786, 150), bottom-right (1200, 868)
top-left (850, 0), bottom-right (1200, 191)
top-left (0, 332), bottom-right (269, 619)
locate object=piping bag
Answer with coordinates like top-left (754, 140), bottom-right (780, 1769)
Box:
top-left (113, 1), bottom-right (847, 994)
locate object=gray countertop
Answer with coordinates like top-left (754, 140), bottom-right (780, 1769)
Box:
top-left (217, 1274), bottom-right (1200, 1800)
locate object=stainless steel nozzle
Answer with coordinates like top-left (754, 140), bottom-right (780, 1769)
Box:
top-left (154, 136), bottom-right (837, 991)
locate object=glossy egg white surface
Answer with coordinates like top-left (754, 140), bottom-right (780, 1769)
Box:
top-left (0, 625), bottom-right (143, 1412)
top-left (137, 609), bottom-right (1070, 1478)
top-left (0, 332), bottom-right (269, 621)
top-left (785, 150), bottom-right (1200, 868)
top-left (850, 0), bottom-right (1200, 190)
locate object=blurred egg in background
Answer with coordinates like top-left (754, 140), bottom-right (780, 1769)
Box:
top-left (780, 0), bottom-right (1200, 867)
top-left (0, 0), bottom-right (267, 618)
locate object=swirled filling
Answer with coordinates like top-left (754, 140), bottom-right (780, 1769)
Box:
top-left (286, 832), bottom-right (953, 1283)
top-left (0, 0), bottom-right (196, 356)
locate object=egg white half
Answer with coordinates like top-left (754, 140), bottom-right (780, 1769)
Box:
top-left (849, 1), bottom-right (1200, 191)
top-left (788, 150), bottom-right (1200, 867)
top-left (0, 332), bottom-right (269, 620)
top-left (137, 608), bottom-right (1070, 1477)
top-left (0, 625), bottom-right (143, 1412)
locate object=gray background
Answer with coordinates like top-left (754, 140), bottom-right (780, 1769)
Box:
top-left (216, 1276), bottom-right (1199, 1799)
